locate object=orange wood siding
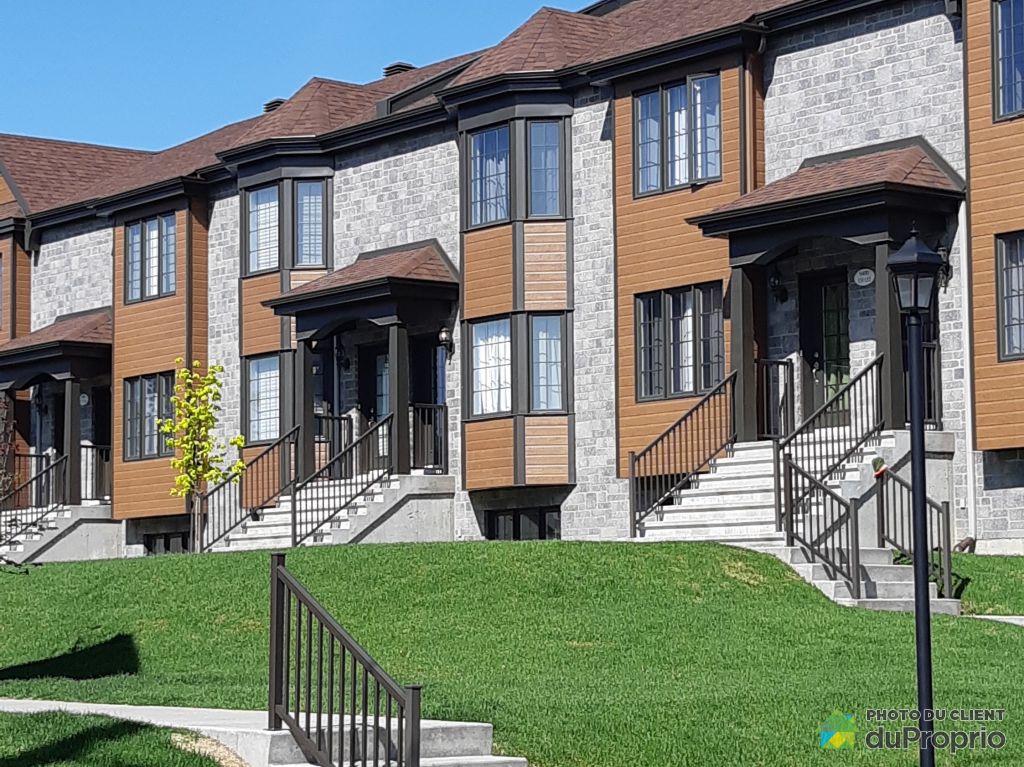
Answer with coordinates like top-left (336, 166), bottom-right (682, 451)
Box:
top-left (524, 415), bottom-right (569, 485)
top-left (241, 272), bottom-right (284, 357)
top-left (189, 198), bottom-right (209, 368)
top-left (13, 239), bottom-right (30, 339)
top-left (464, 418), bottom-right (514, 490)
top-left (112, 209), bottom-right (188, 520)
top-left (966, 0), bottom-right (1024, 449)
top-left (613, 60), bottom-right (741, 475)
top-left (0, 236), bottom-right (10, 341)
top-left (463, 225), bottom-right (513, 320)
top-left (523, 222), bottom-right (568, 310)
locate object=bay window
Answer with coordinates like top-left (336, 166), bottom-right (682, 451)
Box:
top-left (470, 318), bottom-right (512, 415)
top-left (530, 315), bottom-right (563, 411)
top-left (295, 180), bottom-right (325, 267)
top-left (126, 213), bottom-right (175, 303)
top-left (247, 185), bottom-right (280, 273)
top-left (528, 121), bottom-right (561, 217)
top-left (636, 282), bottom-right (724, 400)
top-left (247, 355), bottom-right (280, 442)
top-left (996, 0), bottom-right (1024, 118)
top-left (124, 372), bottom-right (174, 460)
top-left (469, 126), bottom-right (510, 227)
top-left (634, 74), bottom-right (722, 195)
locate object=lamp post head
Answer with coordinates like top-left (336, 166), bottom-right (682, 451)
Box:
top-left (887, 227), bottom-right (944, 315)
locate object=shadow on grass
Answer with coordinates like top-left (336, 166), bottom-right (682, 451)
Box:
top-left (0, 634), bottom-right (138, 681)
top-left (0, 718), bottom-right (146, 767)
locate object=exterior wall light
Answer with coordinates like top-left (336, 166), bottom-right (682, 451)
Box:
top-left (768, 267), bottom-right (788, 304)
top-left (438, 326), bottom-right (454, 356)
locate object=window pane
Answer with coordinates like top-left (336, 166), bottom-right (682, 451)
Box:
top-left (667, 84), bottom-right (689, 187)
top-left (248, 186), bottom-right (279, 272)
top-left (375, 353), bottom-right (391, 417)
top-left (143, 376), bottom-right (159, 457)
top-left (637, 294), bottom-right (664, 398)
top-left (160, 373), bottom-right (175, 455)
top-left (471, 319), bottom-right (511, 415)
top-left (470, 126), bottom-right (510, 226)
top-left (160, 214), bottom-right (176, 295)
top-left (1002, 234), bottom-right (1024, 356)
top-left (125, 379), bottom-right (140, 459)
top-left (144, 218), bottom-right (159, 298)
top-left (698, 284), bottom-right (725, 390)
top-left (127, 223), bottom-right (142, 301)
top-left (692, 75), bottom-right (721, 180)
top-left (669, 289), bottom-right (695, 394)
top-left (531, 316), bottom-right (563, 410)
top-left (296, 181), bottom-right (324, 266)
top-left (529, 122), bottom-right (561, 216)
top-left (998, 0), bottom-right (1024, 116)
top-left (635, 91), bottom-right (661, 193)
top-left (248, 356), bottom-right (280, 441)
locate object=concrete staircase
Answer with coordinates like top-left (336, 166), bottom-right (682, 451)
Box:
top-left (1, 503), bottom-right (118, 564)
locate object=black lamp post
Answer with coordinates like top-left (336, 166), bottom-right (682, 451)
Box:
top-left (887, 227), bottom-right (944, 767)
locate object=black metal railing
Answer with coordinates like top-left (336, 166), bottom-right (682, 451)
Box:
top-left (270, 552), bottom-right (421, 767)
top-left (905, 341), bottom-right (942, 430)
top-left (315, 415), bottom-right (354, 474)
top-left (782, 455), bottom-right (862, 599)
top-left (81, 445), bottom-right (112, 502)
top-left (0, 455), bottom-right (68, 549)
top-left (198, 426), bottom-right (300, 552)
top-left (876, 470), bottom-right (954, 597)
top-left (7, 453), bottom-right (49, 507)
top-left (628, 372), bottom-right (737, 536)
top-left (291, 415), bottom-right (393, 547)
top-left (775, 355), bottom-right (885, 532)
top-left (756, 358), bottom-right (795, 440)
top-left (410, 404), bottom-right (447, 472)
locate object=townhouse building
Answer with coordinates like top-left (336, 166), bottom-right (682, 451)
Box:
top-left (0, 0), bottom-right (1022, 565)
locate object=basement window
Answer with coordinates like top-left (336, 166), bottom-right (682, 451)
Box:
top-left (486, 508), bottom-right (561, 541)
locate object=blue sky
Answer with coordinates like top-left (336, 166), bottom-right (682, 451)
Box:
top-left (5, 0), bottom-right (575, 150)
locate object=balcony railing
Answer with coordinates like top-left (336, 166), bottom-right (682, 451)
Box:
top-left (410, 404), bottom-right (447, 473)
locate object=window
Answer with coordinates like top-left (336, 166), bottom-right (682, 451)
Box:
top-left (636, 283), bottom-right (724, 400)
top-left (124, 372), bottom-right (174, 460)
top-left (470, 318), bottom-right (511, 415)
top-left (996, 0), bottom-right (1024, 117)
top-left (530, 316), bottom-right (563, 411)
top-left (487, 508), bottom-right (561, 540)
top-left (999, 233), bottom-right (1024, 359)
top-left (469, 126), bottom-right (510, 226)
top-left (247, 355), bottom-right (280, 442)
top-left (248, 185), bottom-right (279, 273)
top-left (634, 74), bottom-right (722, 195)
top-left (528, 121), bottom-right (561, 217)
top-left (125, 214), bottom-right (175, 302)
top-left (295, 181), bottom-right (325, 266)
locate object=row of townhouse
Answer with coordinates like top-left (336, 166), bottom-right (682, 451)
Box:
top-left (0, 0), bottom-right (1023, 561)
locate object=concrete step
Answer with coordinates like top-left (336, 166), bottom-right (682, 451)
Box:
top-left (760, 546), bottom-right (895, 567)
top-left (815, 578), bottom-right (937, 601)
top-left (636, 526), bottom-right (786, 544)
top-left (647, 507), bottom-right (778, 525)
top-left (792, 562), bottom-right (916, 583)
top-left (667, 487), bottom-right (776, 505)
top-left (837, 597), bottom-right (961, 616)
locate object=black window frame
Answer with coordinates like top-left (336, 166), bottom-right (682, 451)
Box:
top-left (635, 282), bottom-right (725, 402)
top-left (293, 178), bottom-right (328, 269)
top-left (467, 124), bottom-right (512, 229)
top-left (125, 213), bottom-right (176, 304)
top-left (995, 0), bottom-right (1024, 120)
top-left (633, 73), bottom-right (723, 198)
top-left (244, 183), bottom-right (282, 276)
top-left (486, 507), bottom-right (562, 540)
top-left (997, 231), bottom-right (1024, 361)
top-left (528, 313), bottom-right (568, 413)
top-left (467, 316), bottom-right (513, 418)
top-left (123, 371), bottom-right (175, 461)
top-left (243, 353), bottom-right (282, 445)
top-left (526, 119), bottom-right (564, 219)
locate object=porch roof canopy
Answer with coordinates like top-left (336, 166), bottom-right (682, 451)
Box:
top-left (690, 137), bottom-right (965, 266)
top-left (264, 239), bottom-right (460, 339)
top-left (0, 307), bottom-right (112, 390)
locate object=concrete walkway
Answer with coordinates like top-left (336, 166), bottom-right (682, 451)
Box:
top-left (971, 615), bottom-right (1024, 627)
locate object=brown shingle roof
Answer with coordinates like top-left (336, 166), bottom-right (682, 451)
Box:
top-left (703, 143), bottom-right (963, 218)
top-left (0, 308), bottom-right (111, 356)
top-left (275, 241), bottom-right (457, 303)
top-left (0, 134), bottom-right (149, 214)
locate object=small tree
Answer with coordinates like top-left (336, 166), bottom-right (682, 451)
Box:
top-left (160, 358), bottom-right (245, 550)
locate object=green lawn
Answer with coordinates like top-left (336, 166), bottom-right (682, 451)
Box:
top-left (0, 542), bottom-right (1021, 766)
top-left (0, 712), bottom-right (219, 766)
top-left (954, 553), bottom-right (1024, 615)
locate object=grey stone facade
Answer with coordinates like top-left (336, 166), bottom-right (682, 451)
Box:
top-left (761, 0), bottom-right (1016, 541)
top-left (207, 183), bottom-right (242, 449)
top-left (33, 219), bottom-right (114, 329)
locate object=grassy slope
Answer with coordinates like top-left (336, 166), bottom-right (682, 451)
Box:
top-left (0, 542), bottom-right (1021, 766)
top-left (954, 553), bottom-right (1024, 615)
top-left (0, 712), bottom-right (219, 766)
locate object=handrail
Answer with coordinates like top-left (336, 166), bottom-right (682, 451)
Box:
top-left (198, 425), bottom-right (300, 552)
top-left (629, 372), bottom-right (737, 535)
top-left (291, 415), bottom-right (394, 547)
top-left (756, 358), bottom-right (795, 440)
top-left (775, 354), bottom-right (885, 532)
top-left (876, 469), bottom-right (954, 597)
top-left (269, 552), bottom-right (421, 767)
top-left (782, 455), bottom-right (861, 599)
top-left (0, 455), bottom-right (68, 549)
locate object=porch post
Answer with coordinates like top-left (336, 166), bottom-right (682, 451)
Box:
top-left (63, 377), bottom-right (82, 505)
top-left (875, 243), bottom-right (906, 429)
top-left (388, 323), bottom-right (410, 474)
top-left (294, 340), bottom-right (316, 482)
top-left (730, 266), bottom-right (758, 442)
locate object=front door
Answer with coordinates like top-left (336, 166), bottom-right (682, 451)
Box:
top-left (799, 270), bottom-right (851, 423)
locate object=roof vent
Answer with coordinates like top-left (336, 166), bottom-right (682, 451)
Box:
top-left (383, 62), bottom-right (416, 77)
top-left (263, 98), bottom-right (286, 113)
